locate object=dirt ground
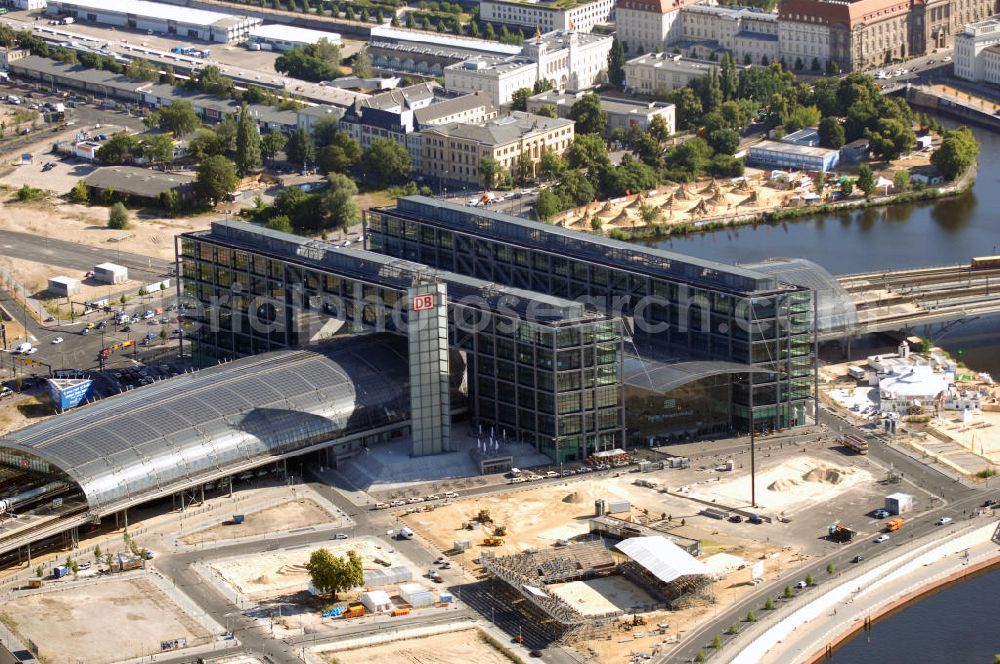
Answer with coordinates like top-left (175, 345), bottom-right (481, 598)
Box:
top-left (686, 455), bottom-right (874, 516)
top-left (550, 576), bottom-right (656, 616)
top-left (0, 196), bottom-right (211, 262)
top-left (0, 394), bottom-right (49, 436)
top-left (0, 576), bottom-right (211, 664)
top-left (182, 498), bottom-right (337, 544)
top-left (324, 629), bottom-right (513, 664)
top-left (0, 254), bottom-right (144, 301)
top-left (209, 536), bottom-right (412, 600)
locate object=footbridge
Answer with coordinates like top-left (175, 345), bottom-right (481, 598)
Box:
top-left (832, 261), bottom-right (1000, 339)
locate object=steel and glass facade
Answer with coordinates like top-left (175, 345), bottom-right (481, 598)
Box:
top-left (178, 221), bottom-right (624, 462)
top-left (365, 196), bottom-right (816, 432)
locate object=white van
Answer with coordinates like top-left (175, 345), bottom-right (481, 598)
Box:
top-left (373, 502), bottom-right (389, 510)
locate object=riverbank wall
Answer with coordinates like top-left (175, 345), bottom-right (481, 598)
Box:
top-left (801, 550), bottom-right (1000, 664)
top-left (901, 84), bottom-right (1000, 132)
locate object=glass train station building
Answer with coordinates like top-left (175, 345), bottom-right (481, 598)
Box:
top-left (177, 196), bottom-right (822, 462)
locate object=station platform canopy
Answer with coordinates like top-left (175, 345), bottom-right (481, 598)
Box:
top-left (0, 334), bottom-right (411, 515)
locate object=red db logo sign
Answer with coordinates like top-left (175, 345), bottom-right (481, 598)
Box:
top-left (412, 294), bottom-right (436, 311)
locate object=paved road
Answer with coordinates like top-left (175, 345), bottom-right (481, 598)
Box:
top-left (0, 229), bottom-right (170, 283)
top-left (661, 409), bottom-right (995, 664)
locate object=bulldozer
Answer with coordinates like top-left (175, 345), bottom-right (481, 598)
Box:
top-left (483, 536), bottom-right (504, 546)
top-left (631, 614), bottom-right (647, 627)
top-left (494, 525), bottom-right (508, 536)
top-left (476, 509), bottom-right (492, 524)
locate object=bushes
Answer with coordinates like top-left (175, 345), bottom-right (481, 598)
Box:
top-left (15, 185), bottom-right (46, 202)
top-left (107, 202), bottom-right (129, 229)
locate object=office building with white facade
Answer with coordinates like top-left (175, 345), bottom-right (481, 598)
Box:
top-left (955, 15), bottom-right (1000, 81)
top-left (445, 29), bottom-right (612, 105)
top-left (623, 52), bottom-right (720, 94)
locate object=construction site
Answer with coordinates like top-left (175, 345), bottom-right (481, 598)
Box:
top-left (397, 444), bottom-right (886, 663)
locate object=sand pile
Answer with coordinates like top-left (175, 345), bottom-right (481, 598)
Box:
top-left (803, 468), bottom-right (848, 485)
top-left (767, 478), bottom-right (800, 492)
top-left (254, 574), bottom-right (273, 585)
top-left (562, 492), bottom-right (583, 504)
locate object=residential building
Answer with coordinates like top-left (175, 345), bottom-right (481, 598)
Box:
top-left (83, 166), bottom-right (197, 205)
top-left (747, 139), bottom-right (840, 171)
top-left (623, 52), bottom-right (720, 94)
top-left (445, 30), bottom-right (613, 105)
top-left (479, 0), bottom-right (616, 33)
top-left (340, 83), bottom-right (495, 174)
top-left (44, 0), bottom-right (261, 43)
top-left (616, 0), bottom-right (703, 55)
top-left (955, 15), bottom-right (1000, 80)
top-left (296, 105), bottom-right (346, 135)
top-left (677, 4), bottom-right (779, 65)
top-left (247, 24), bottom-right (341, 52)
top-left (526, 90), bottom-right (675, 136)
top-left (419, 111), bottom-right (574, 187)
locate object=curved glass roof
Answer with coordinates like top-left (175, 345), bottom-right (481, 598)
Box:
top-left (624, 357), bottom-right (775, 393)
top-left (741, 257), bottom-right (858, 335)
top-left (0, 334), bottom-right (410, 513)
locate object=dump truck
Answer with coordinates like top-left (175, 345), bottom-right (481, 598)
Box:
top-left (828, 522), bottom-right (858, 543)
top-left (886, 517), bottom-right (904, 532)
top-left (483, 537), bottom-right (504, 546)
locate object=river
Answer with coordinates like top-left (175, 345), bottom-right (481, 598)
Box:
top-left (830, 564), bottom-right (1000, 663)
top-left (651, 120), bottom-right (1000, 656)
top-left (652, 122), bottom-right (1000, 375)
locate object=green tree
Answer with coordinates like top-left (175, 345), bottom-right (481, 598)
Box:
top-left (867, 118), bottom-right (915, 160)
top-left (784, 104), bottom-right (821, 133)
top-left (35, 565), bottom-right (43, 578)
top-left (728, 623), bottom-right (740, 635)
top-left (536, 104), bottom-right (558, 118)
top-left (215, 115), bottom-right (238, 154)
top-left (708, 128), bottom-right (739, 155)
top-left (857, 163), bottom-right (876, 198)
top-left (712, 635), bottom-right (722, 650)
top-left (96, 132), bottom-right (139, 165)
top-left (480, 156), bottom-right (501, 189)
top-left (608, 37), bottom-right (625, 88)
top-left (931, 126), bottom-right (978, 180)
top-left (515, 151), bottom-right (533, 185)
top-left (157, 100), bottom-right (201, 135)
top-left (569, 93), bottom-right (608, 136)
top-left (318, 132), bottom-right (362, 174)
top-left (554, 170), bottom-right (595, 207)
top-left (511, 87), bottom-right (531, 111)
top-left (306, 548), bottom-right (363, 598)
top-left (565, 133), bottom-right (610, 172)
top-left (784, 585), bottom-right (794, 598)
top-left (765, 598), bottom-right (775, 610)
top-left (535, 189), bottom-right (562, 220)
top-left (265, 214), bottom-right (293, 233)
top-left (69, 180), bottom-right (89, 204)
top-left (142, 133), bottom-right (175, 167)
top-left (107, 202), bottom-right (129, 230)
top-left (160, 189), bottom-right (180, 213)
top-left (840, 177), bottom-right (854, 197)
top-left (352, 47), bottom-right (373, 78)
top-left (235, 105), bottom-right (262, 177)
top-left (663, 87), bottom-right (703, 131)
top-left (320, 173), bottom-right (359, 231)
top-left (196, 155), bottom-right (239, 205)
top-left (533, 78), bottom-right (554, 94)
top-left (826, 562), bottom-right (836, 575)
top-left (310, 115), bottom-right (342, 147)
top-left (125, 57), bottom-right (159, 82)
top-left (818, 116), bottom-right (845, 149)
top-left (261, 130), bottom-right (288, 162)
top-left (806, 574), bottom-right (815, 586)
top-left (892, 170), bottom-right (910, 191)
top-left (539, 149), bottom-right (565, 180)
top-left (746, 610), bottom-right (757, 622)
top-left (695, 651), bottom-right (706, 663)
top-left (365, 138), bottom-right (411, 184)
top-left (187, 128), bottom-right (224, 161)
top-left (286, 127), bottom-right (317, 167)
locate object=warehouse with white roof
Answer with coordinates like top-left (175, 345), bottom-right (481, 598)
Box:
top-left (44, 0), bottom-right (261, 43)
top-left (248, 24), bottom-right (341, 52)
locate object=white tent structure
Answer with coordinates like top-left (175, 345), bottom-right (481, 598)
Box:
top-left (615, 536), bottom-right (711, 602)
top-left (399, 582), bottom-right (435, 607)
top-left (360, 590), bottom-right (392, 613)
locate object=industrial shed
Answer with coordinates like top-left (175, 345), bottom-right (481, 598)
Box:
top-left (615, 536), bottom-right (711, 606)
top-left (83, 166), bottom-right (196, 206)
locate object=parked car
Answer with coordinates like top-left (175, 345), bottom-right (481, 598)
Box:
top-left (51, 337), bottom-right (63, 344)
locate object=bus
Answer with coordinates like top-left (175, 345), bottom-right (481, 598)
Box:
top-left (842, 434), bottom-right (869, 455)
